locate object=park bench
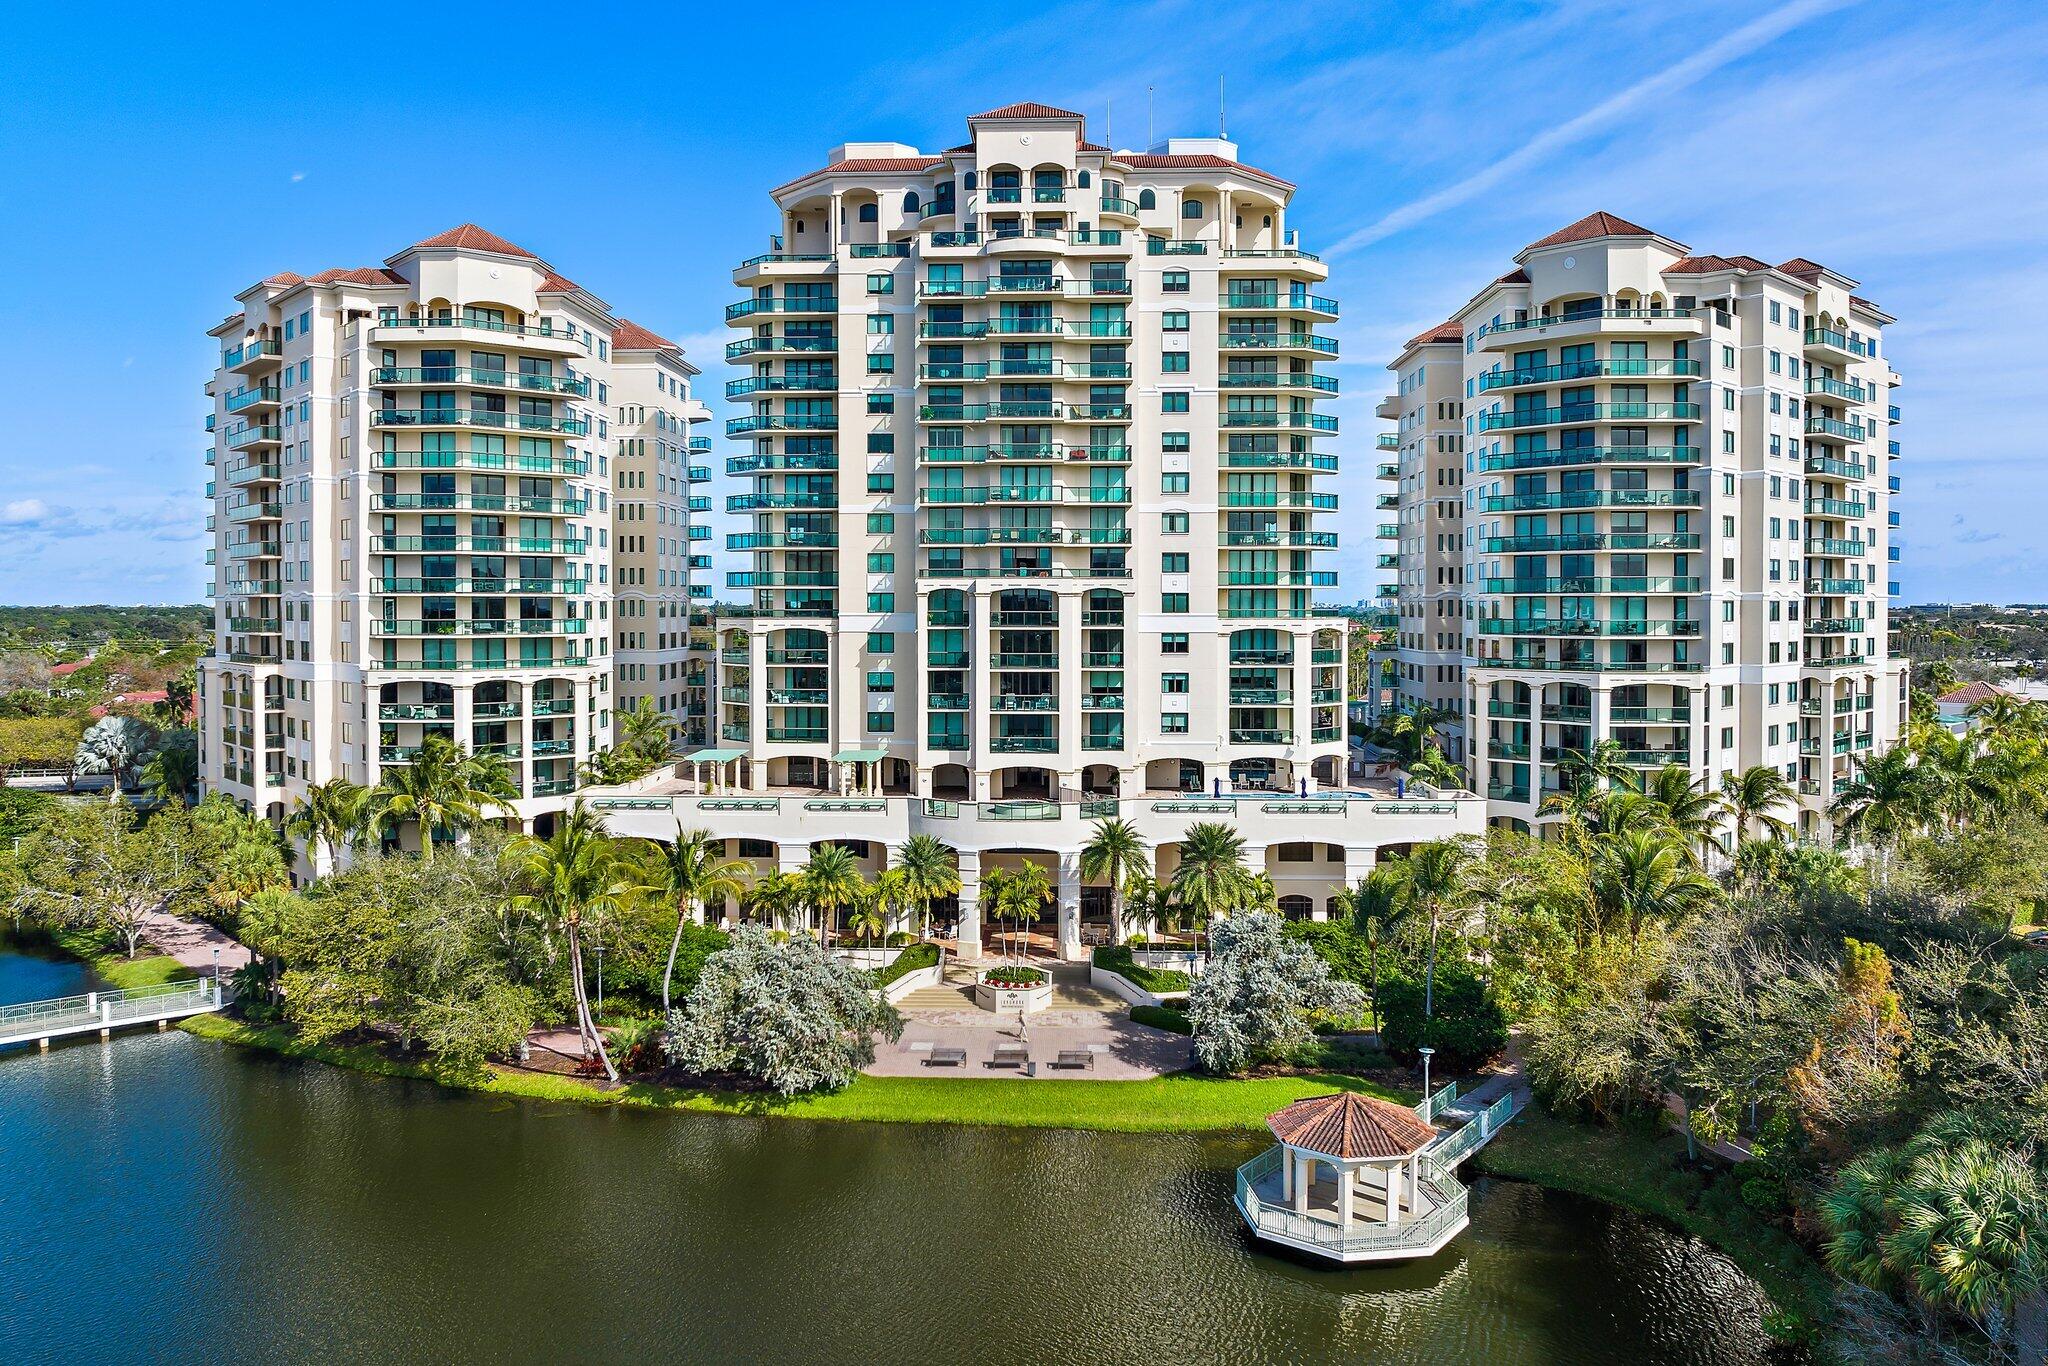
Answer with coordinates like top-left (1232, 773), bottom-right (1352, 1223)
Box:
top-left (924, 1046), bottom-right (967, 1067)
top-left (1052, 1050), bottom-right (1094, 1071)
top-left (987, 1045), bottom-right (1029, 1069)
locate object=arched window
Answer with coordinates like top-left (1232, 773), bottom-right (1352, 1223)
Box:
top-left (903, 190), bottom-right (920, 213)
top-left (1183, 199), bottom-right (1205, 220)
top-left (1278, 895), bottom-right (1314, 920)
top-left (857, 203), bottom-right (878, 223)
top-left (1076, 169), bottom-right (1091, 189)
top-left (1137, 188), bottom-right (1156, 210)
top-left (963, 170), bottom-right (977, 190)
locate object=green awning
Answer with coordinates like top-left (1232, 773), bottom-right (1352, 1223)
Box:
top-left (684, 747), bottom-right (745, 763)
top-left (831, 748), bottom-right (889, 764)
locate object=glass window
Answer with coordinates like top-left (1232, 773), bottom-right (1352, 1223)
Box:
top-left (1162, 271), bottom-right (1189, 293)
top-left (867, 274), bottom-right (893, 295)
top-left (867, 631), bottom-right (894, 653)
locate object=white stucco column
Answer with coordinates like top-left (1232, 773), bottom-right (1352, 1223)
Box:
top-left (1280, 1146), bottom-right (1294, 1204)
top-left (1057, 852), bottom-right (1082, 960)
top-left (956, 849), bottom-right (982, 957)
top-left (1294, 1153), bottom-right (1311, 1214)
top-left (1385, 1158), bottom-right (1402, 1227)
top-left (1337, 1162), bottom-right (1356, 1228)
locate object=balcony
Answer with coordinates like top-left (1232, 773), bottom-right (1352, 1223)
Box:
top-left (1229, 729), bottom-right (1294, 745)
top-left (1806, 618), bottom-right (1865, 634)
top-left (371, 493), bottom-right (586, 515)
top-left (1806, 376), bottom-right (1870, 404)
top-left (1218, 372), bottom-right (1339, 393)
top-left (1805, 497), bottom-right (1867, 519)
top-left (370, 367), bottom-right (590, 397)
top-left (1804, 417), bottom-right (1870, 445)
top-left (726, 492), bottom-right (836, 512)
top-left (1803, 327), bottom-right (1870, 362)
top-left (725, 336), bottom-right (836, 359)
top-left (227, 617), bottom-right (280, 634)
top-left (1222, 530), bottom-right (1338, 548)
top-left (1480, 532), bottom-right (1701, 553)
top-left (1145, 240), bottom-right (1207, 256)
top-left (223, 425), bottom-right (282, 451)
top-left (1477, 445), bottom-right (1696, 473)
top-left (376, 448), bottom-right (586, 476)
top-left (725, 453), bottom-right (837, 475)
top-left (223, 384), bottom-right (280, 414)
top-left (725, 375), bottom-right (836, 398)
top-left (1481, 576), bottom-right (1700, 594)
top-left (1478, 358), bottom-right (1702, 392)
top-left (1805, 455), bottom-right (1868, 481)
top-left (1218, 331), bottom-right (1338, 355)
top-left (1218, 412), bottom-right (1339, 432)
top-left (1477, 618), bottom-right (1700, 638)
top-left (1480, 489), bottom-right (1701, 512)
top-left (1805, 538), bottom-right (1869, 558)
top-left (226, 501), bottom-right (282, 524)
top-left (1806, 577), bottom-right (1872, 595)
top-left (370, 409), bottom-right (588, 436)
top-left (1224, 452), bottom-right (1339, 472)
top-left (725, 414), bottom-right (839, 435)
top-left (1221, 291), bottom-right (1340, 318)
top-left (1478, 402), bottom-right (1700, 432)
top-left (223, 339), bottom-right (282, 371)
top-left (724, 296), bottom-right (839, 320)
top-left (1475, 308), bottom-right (1698, 350)
top-left (990, 737), bottom-right (1058, 753)
top-left (1471, 658), bottom-right (1705, 674)
top-left (226, 460), bottom-right (281, 487)
top-left (1220, 491), bottom-right (1338, 511)
top-left (379, 703), bottom-right (455, 721)
top-left (375, 534), bottom-right (587, 555)
top-left (371, 619), bottom-right (588, 638)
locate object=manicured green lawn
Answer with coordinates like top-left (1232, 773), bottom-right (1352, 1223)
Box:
top-left (50, 928), bottom-right (191, 990)
top-left (1472, 1104), bottom-right (1833, 1324)
top-left (181, 1013), bottom-right (1405, 1134)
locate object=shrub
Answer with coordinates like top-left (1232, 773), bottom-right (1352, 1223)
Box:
top-left (982, 965), bottom-right (1047, 987)
top-left (870, 941), bottom-right (940, 991)
top-left (1283, 919), bottom-right (1376, 986)
top-left (1130, 1004), bottom-right (1191, 1034)
top-left (1092, 945), bottom-right (1191, 994)
top-left (886, 930), bottom-right (914, 947)
top-left (1375, 966), bottom-right (1507, 1073)
top-left (1189, 912), bottom-right (1366, 1075)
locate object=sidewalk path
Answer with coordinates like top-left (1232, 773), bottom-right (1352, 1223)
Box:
top-left (140, 908), bottom-right (252, 978)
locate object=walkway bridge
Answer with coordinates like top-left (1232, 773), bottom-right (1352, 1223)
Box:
top-left (0, 979), bottom-right (229, 1051)
top-left (1234, 1079), bottom-right (1524, 1263)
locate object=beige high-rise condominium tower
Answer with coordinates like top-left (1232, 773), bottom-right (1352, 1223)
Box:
top-left (200, 226), bottom-right (707, 857)
top-left (1380, 213), bottom-right (1907, 839)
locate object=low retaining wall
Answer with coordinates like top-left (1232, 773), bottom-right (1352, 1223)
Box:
top-left (1090, 964), bottom-right (1180, 1010)
top-left (879, 964), bottom-right (942, 1004)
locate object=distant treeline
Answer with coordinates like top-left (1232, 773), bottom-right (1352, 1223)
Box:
top-left (0, 605), bottom-right (211, 647)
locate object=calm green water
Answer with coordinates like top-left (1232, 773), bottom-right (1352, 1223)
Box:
top-left (0, 956), bottom-right (1786, 1364)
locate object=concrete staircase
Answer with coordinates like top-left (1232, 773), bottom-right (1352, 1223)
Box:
top-left (892, 960), bottom-right (1124, 1016)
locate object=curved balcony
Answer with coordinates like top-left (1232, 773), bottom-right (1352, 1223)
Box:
top-left (917, 486), bottom-right (1131, 506)
top-left (370, 317), bottom-right (589, 355)
top-left (1219, 412), bottom-right (1339, 432)
top-left (1476, 619), bottom-right (1701, 638)
top-left (1219, 491), bottom-right (1338, 510)
top-left (1474, 308), bottom-right (1700, 351)
top-left (1480, 532), bottom-right (1700, 553)
top-left (370, 618), bottom-right (589, 638)
top-left (1480, 489), bottom-right (1701, 512)
top-left (370, 656), bottom-right (601, 674)
top-left (724, 375), bottom-right (837, 398)
top-left (1222, 530), bottom-right (1338, 548)
top-left (725, 452), bottom-right (837, 473)
top-left (224, 425), bottom-right (282, 451)
top-left (1218, 331), bottom-right (1339, 356)
top-left (374, 577), bottom-right (586, 595)
top-left (725, 336), bottom-right (836, 359)
top-left (1098, 195), bottom-right (1140, 221)
top-left (370, 409), bottom-right (587, 436)
top-left (1480, 576), bottom-right (1701, 594)
top-left (370, 367), bottom-right (589, 397)
top-left (724, 296), bottom-right (838, 320)
top-left (1478, 402), bottom-right (1700, 433)
top-left (726, 530), bottom-right (837, 550)
top-left (1221, 291), bottom-right (1340, 319)
top-left (374, 535), bottom-right (587, 555)
top-left (375, 449), bottom-right (587, 476)
top-left (1477, 358), bottom-right (1701, 393)
top-left (370, 493), bottom-right (586, 515)
top-left (224, 384), bottom-right (281, 414)
top-left (920, 443), bottom-right (1130, 464)
top-left (1218, 372), bottom-right (1338, 393)
top-left (726, 572), bottom-right (839, 589)
top-left (725, 413), bottom-right (839, 436)
top-left (1469, 658), bottom-right (1705, 674)
top-left (1476, 445), bottom-right (1697, 474)
top-left (726, 492), bottom-right (836, 512)
top-left (1223, 452), bottom-right (1338, 472)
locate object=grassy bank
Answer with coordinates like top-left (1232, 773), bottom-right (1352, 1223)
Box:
top-left (19, 925), bottom-right (192, 991)
top-left (179, 1013), bottom-right (1405, 1133)
top-left (1472, 1104), bottom-right (1832, 1324)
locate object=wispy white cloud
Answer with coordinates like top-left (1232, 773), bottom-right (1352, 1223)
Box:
top-left (1325, 0), bottom-right (1864, 257)
top-left (2, 498), bottom-right (49, 524)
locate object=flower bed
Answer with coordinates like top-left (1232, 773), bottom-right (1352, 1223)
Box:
top-left (980, 966), bottom-right (1047, 988)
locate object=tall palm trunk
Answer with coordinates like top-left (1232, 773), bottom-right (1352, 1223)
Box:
top-left (568, 924), bottom-right (617, 1083)
top-left (660, 896), bottom-right (695, 1014)
top-left (1424, 902), bottom-right (1440, 1019)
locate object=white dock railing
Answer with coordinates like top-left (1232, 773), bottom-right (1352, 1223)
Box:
top-left (0, 978), bottom-right (227, 1048)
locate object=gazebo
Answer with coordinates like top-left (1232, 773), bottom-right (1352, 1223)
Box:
top-left (1233, 1091), bottom-right (1470, 1262)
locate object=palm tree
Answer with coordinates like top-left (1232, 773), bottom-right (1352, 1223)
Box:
top-left (983, 861), bottom-right (1052, 963)
top-left (1885, 1143), bottom-right (2047, 1338)
top-left (1643, 763), bottom-right (1726, 868)
top-left (615, 696), bottom-right (678, 768)
top-left (844, 894), bottom-right (887, 949)
top-left (744, 870), bottom-right (802, 932)
top-left (1079, 818), bottom-right (1149, 943)
top-left (139, 744), bottom-right (197, 806)
top-left (1829, 744), bottom-right (1929, 879)
top-left (286, 778), bottom-right (372, 873)
top-left (1398, 837), bottom-right (1477, 1017)
top-left (1385, 701), bottom-right (1450, 766)
top-left (370, 736), bottom-right (505, 861)
top-left (1556, 737), bottom-right (1633, 796)
top-left (652, 826), bottom-right (750, 1012)
top-left (1120, 873), bottom-right (1170, 944)
top-left (237, 886), bottom-right (297, 1010)
top-left (1719, 765), bottom-right (1795, 845)
top-left (799, 843), bottom-right (866, 950)
top-left (1408, 747), bottom-right (1464, 790)
top-left (891, 835), bottom-right (958, 943)
top-left (511, 800), bottom-right (643, 1082)
top-left (1168, 822), bottom-right (1259, 943)
top-left (1589, 827), bottom-right (1717, 940)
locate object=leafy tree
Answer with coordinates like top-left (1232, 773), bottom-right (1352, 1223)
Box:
top-left (512, 801), bottom-right (646, 1082)
top-left (844, 894), bottom-right (886, 948)
top-left (1079, 817), bottom-right (1149, 943)
top-left (1830, 745), bottom-right (1932, 879)
top-left (891, 834), bottom-right (958, 942)
top-left (0, 716), bottom-right (84, 783)
top-left (0, 787), bottom-right (53, 841)
top-left (744, 870), bottom-right (802, 932)
top-left (1376, 966), bottom-right (1507, 1073)
top-left (139, 732), bottom-right (197, 804)
top-left (6, 796), bottom-right (202, 956)
top-left (1589, 827), bottom-right (1717, 940)
top-left (1643, 763), bottom-right (1727, 867)
top-left (1390, 837), bottom-right (1479, 1017)
top-left (236, 885), bottom-right (298, 1011)
top-left (650, 826), bottom-right (750, 1011)
top-left (664, 924), bottom-right (903, 1095)
top-left (1786, 938), bottom-right (1911, 1138)
top-left (1187, 911), bottom-right (1364, 1074)
top-left (980, 861), bottom-right (1051, 962)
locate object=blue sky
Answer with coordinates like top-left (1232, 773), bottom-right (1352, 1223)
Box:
top-left (0, 0), bottom-right (2042, 606)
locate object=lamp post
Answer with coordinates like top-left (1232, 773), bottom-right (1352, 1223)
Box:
top-left (211, 946), bottom-right (221, 1004)
top-left (1418, 1045), bottom-right (1435, 1111)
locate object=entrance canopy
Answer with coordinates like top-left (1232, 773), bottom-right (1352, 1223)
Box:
top-left (831, 748), bottom-right (889, 764)
top-left (684, 748), bottom-right (746, 763)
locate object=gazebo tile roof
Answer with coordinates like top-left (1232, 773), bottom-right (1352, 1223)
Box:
top-left (1267, 1091), bottom-right (1436, 1159)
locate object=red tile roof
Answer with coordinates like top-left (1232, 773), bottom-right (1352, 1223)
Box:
top-left (1267, 1091), bottom-right (1436, 1159)
top-left (1405, 320), bottom-right (1463, 348)
top-left (771, 157), bottom-right (944, 195)
top-left (1937, 681), bottom-right (2009, 706)
top-left (410, 224), bottom-right (538, 259)
top-left (536, 272), bottom-right (582, 294)
top-left (971, 102), bottom-right (1085, 121)
top-left (1726, 255), bottom-right (1774, 272)
top-left (1121, 153), bottom-right (1294, 191)
top-left (1525, 211), bottom-right (1656, 250)
top-left (261, 271), bottom-right (304, 287)
top-left (1495, 269), bottom-right (1531, 285)
top-left (50, 658), bottom-right (91, 677)
top-left (305, 267), bottom-right (408, 287)
top-left (611, 319), bottom-right (679, 353)
top-left (1777, 257), bottom-right (1826, 281)
top-left (1666, 254), bottom-right (1739, 275)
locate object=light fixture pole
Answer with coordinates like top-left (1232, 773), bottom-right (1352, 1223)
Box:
top-left (1418, 1045), bottom-right (1435, 1111)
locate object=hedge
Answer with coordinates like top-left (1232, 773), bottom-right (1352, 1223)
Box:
top-left (1130, 1005), bottom-right (1191, 1034)
top-left (872, 942), bottom-right (940, 991)
top-left (1092, 945), bottom-right (1190, 994)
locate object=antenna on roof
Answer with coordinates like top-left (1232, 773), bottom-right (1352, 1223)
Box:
top-left (1220, 75), bottom-right (1227, 138)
